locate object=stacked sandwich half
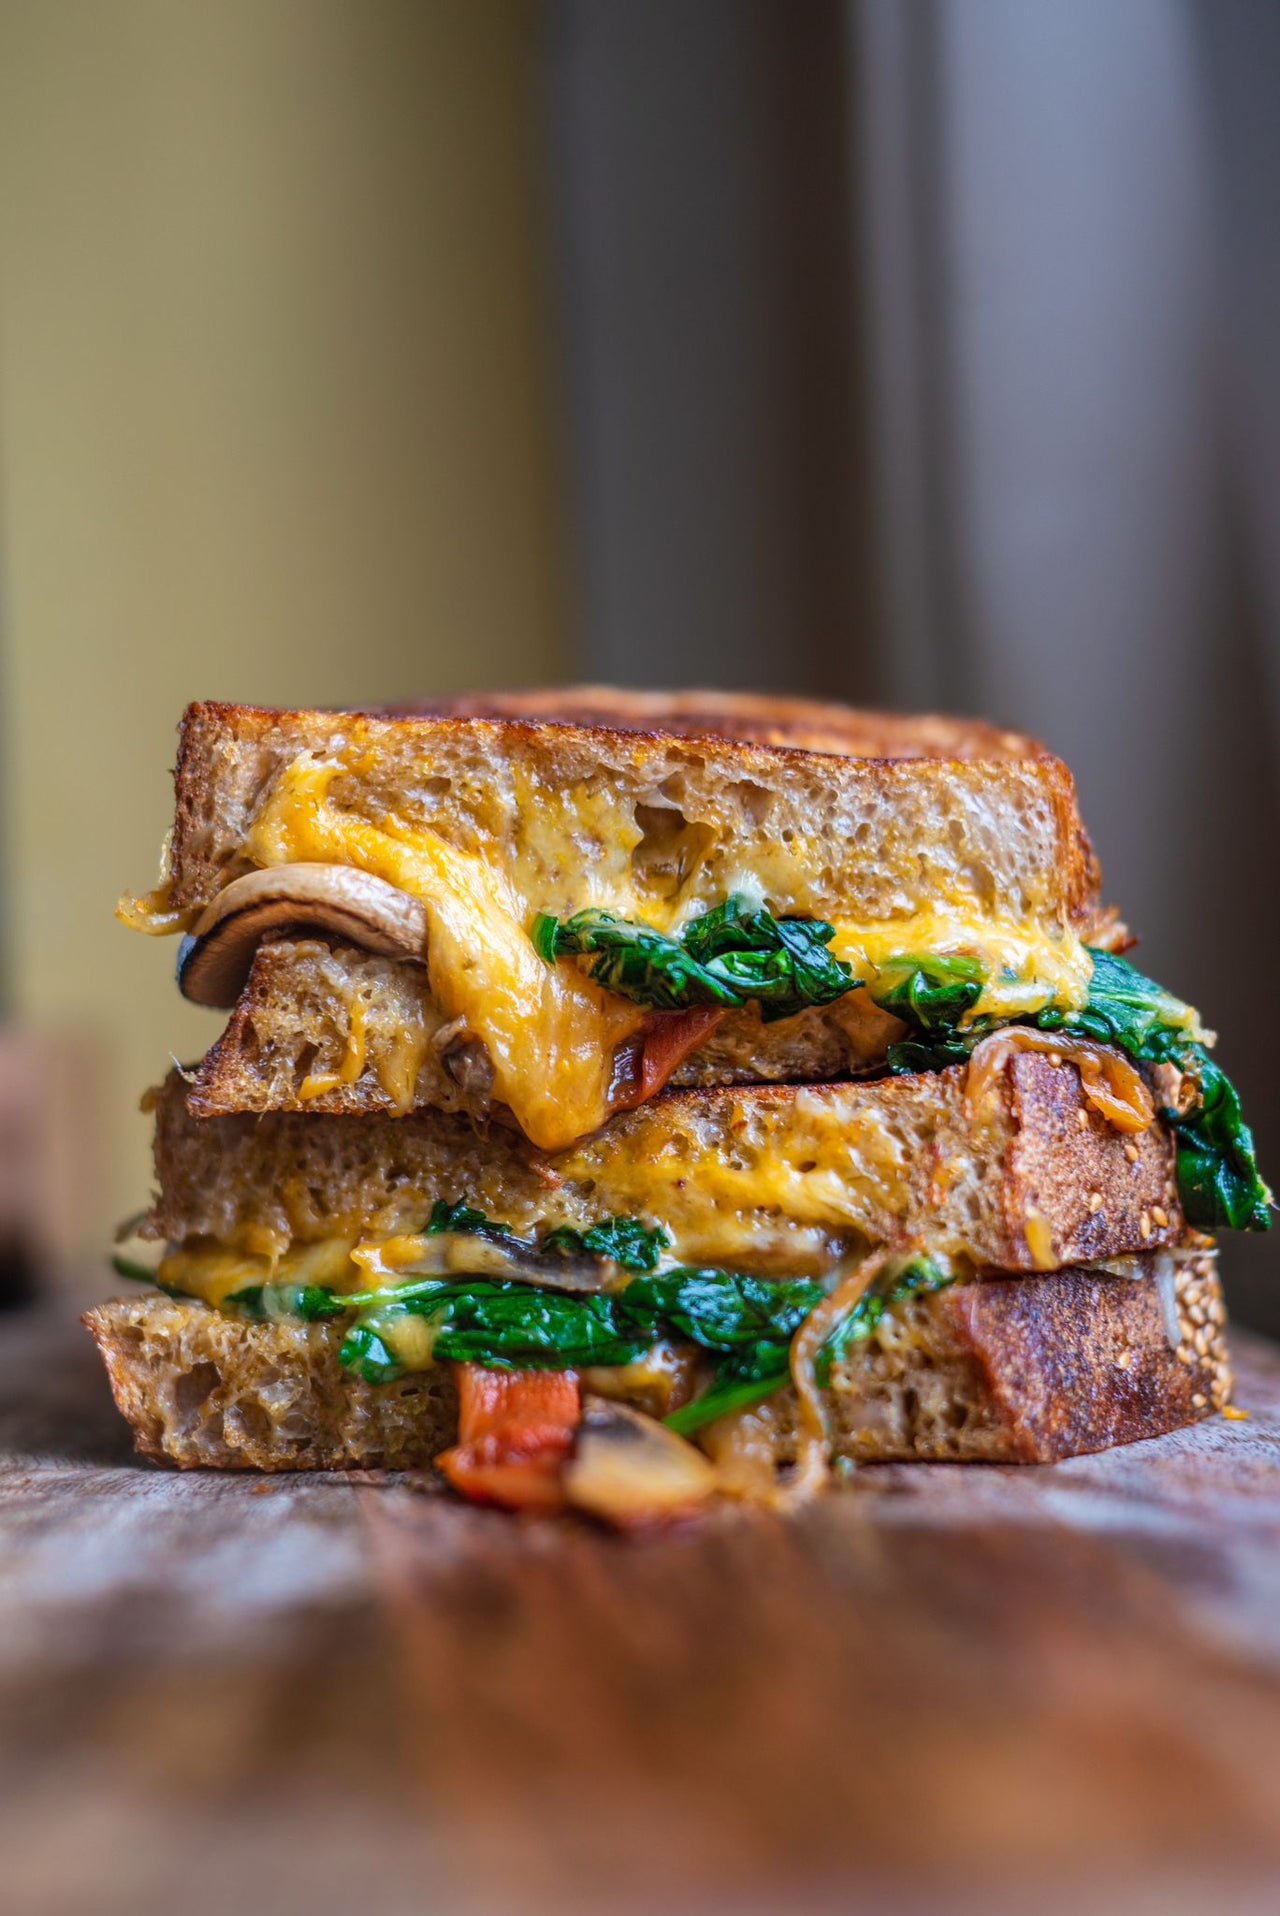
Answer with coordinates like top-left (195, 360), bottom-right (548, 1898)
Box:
top-left (90, 690), bottom-right (1267, 1518)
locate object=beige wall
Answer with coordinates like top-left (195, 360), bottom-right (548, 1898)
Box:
top-left (0, 0), bottom-right (567, 1247)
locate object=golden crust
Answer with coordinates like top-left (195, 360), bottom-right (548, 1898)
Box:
top-left (407, 686), bottom-right (1050, 759)
top-left (947, 1256), bottom-right (1229, 1460)
top-left (83, 1296), bottom-right (458, 1470)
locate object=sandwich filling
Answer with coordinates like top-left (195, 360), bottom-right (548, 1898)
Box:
top-left (122, 748), bottom-right (1268, 1232)
top-left (119, 1211), bottom-right (1212, 1448)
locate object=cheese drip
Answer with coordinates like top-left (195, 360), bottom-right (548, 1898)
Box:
top-left (244, 756), bottom-right (644, 1151)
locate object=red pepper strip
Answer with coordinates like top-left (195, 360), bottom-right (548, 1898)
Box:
top-left (611, 1006), bottom-right (727, 1113)
top-left (438, 1365), bottom-right (582, 1512)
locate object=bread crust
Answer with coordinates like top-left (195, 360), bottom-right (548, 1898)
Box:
top-left (84, 1297), bottom-right (458, 1470)
top-left (949, 1261), bottom-right (1224, 1461)
top-left (83, 1252), bottom-right (1229, 1473)
top-left (408, 686), bottom-right (1049, 759)
top-left (167, 699), bottom-right (1103, 928)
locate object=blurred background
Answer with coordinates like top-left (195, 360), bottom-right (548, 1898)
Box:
top-left (0, 0), bottom-right (1278, 1328)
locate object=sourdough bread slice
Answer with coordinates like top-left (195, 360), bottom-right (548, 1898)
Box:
top-left (185, 936), bottom-right (906, 1119)
top-left (83, 1252), bottom-right (1230, 1472)
top-left (146, 1055), bottom-right (1183, 1278)
top-left (166, 700), bottom-right (1102, 928)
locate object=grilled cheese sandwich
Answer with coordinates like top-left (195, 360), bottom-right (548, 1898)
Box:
top-left (94, 690), bottom-right (1265, 1519)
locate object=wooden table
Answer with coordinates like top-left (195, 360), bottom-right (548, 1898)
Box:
top-left (4, 1302), bottom-right (1280, 1916)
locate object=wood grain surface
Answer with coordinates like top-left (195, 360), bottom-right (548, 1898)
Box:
top-left (3, 1301), bottom-right (1280, 1916)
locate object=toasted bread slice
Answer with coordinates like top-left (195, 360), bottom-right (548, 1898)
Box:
top-left (185, 936), bottom-right (906, 1119)
top-left (167, 700), bottom-right (1101, 923)
top-left (83, 1251), bottom-right (1230, 1472)
top-left (145, 1053), bottom-right (1183, 1279)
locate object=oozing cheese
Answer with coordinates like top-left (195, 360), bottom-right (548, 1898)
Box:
top-left (245, 756), bottom-right (644, 1151)
top-left (558, 1089), bottom-right (915, 1269)
top-left (159, 1235), bottom-right (362, 1305)
top-left (300, 991), bottom-right (370, 1102)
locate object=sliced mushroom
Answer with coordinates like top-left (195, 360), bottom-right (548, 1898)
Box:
top-left (563, 1396), bottom-right (718, 1526)
top-left (176, 864), bottom-right (428, 1009)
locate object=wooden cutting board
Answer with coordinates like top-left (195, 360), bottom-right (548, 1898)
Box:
top-left (3, 1302), bottom-right (1280, 1916)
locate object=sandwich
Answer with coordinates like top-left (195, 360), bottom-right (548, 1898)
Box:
top-left (90, 691), bottom-right (1267, 1521)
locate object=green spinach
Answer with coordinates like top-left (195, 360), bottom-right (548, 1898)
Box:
top-left (424, 1200), bottom-right (669, 1270)
top-left (111, 1252), bottom-right (159, 1284)
top-left (532, 894), bottom-right (855, 1022)
top-left (872, 953), bottom-right (986, 1032)
top-left (665, 1254), bottom-right (953, 1434)
top-left (540, 1216), bottom-right (669, 1272)
top-left (815, 1254), bottom-right (952, 1385)
top-left (424, 1199), bottom-right (514, 1240)
top-left (231, 1263), bottom-right (827, 1388)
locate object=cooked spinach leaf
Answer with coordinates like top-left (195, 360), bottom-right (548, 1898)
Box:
top-left (540, 1216), bottom-right (669, 1272)
top-left (1037, 948), bottom-right (1199, 1055)
top-left (1148, 1039), bottom-right (1269, 1232)
top-left (227, 1280), bottom-right (353, 1322)
top-left (230, 1262), bottom-right (830, 1386)
top-left (621, 1269), bottom-right (824, 1350)
top-left (872, 953), bottom-right (986, 1032)
top-left (425, 1200), bottom-right (671, 1270)
top-left (421, 1285), bottom-right (650, 1370)
top-left (425, 1199), bottom-right (514, 1240)
top-left (111, 1252), bottom-right (159, 1284)
top-left (664, 1255), bottom-right (953, 1433)
top-left (339, 1321), bottom-right (403, 1385)
top-left (532, 894), bottom-right (855, 1022)
top-left (665, 1366), bottom-right (791, 1436)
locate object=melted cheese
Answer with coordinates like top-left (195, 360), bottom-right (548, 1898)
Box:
top-left (244, 756), bottom-right (644, 1151)
top-left (558, 1089), bottom-right (914, 1271)
top-left (115, 830), bottom-right (200, 935)
top-left (831, 914), bottom-right (1093, 1024)
top-left (159, 1235), bottom-right (361, 1306)
top-left (377, 1016), bottom-right (436, 1115)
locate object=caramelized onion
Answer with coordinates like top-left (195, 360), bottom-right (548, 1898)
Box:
top-left (784, 1250), bottom-right (890, 1506)
top-left (966, 1028), bottom-right (1154, 1135)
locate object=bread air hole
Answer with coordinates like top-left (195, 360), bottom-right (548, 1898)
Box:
top-left (631, 802), bottom-right (718, 903)
top-left (172, 1361), bottom-right (219, 1420)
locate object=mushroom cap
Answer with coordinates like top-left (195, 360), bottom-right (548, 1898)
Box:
top-left (176, 863), bottom-right (427, 1009)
